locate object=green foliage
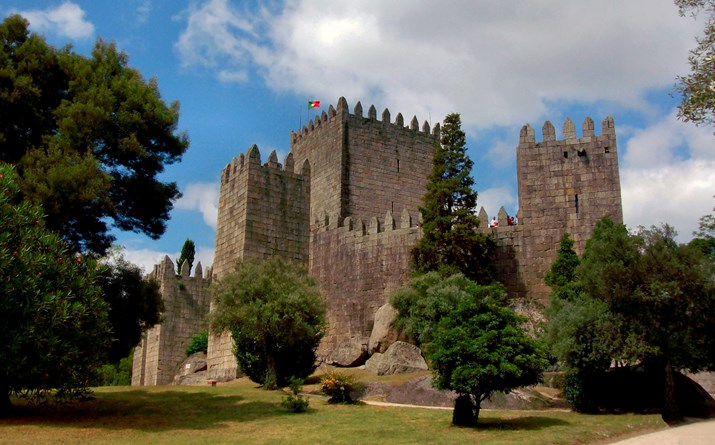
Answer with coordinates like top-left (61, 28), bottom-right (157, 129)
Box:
top-left (0, 15), bottom-right (188, 255)
top-left (674, 1), bottom-right (715, 127)
top-left (94, 354), bottom-right (133, 387)
top-left (0, 164), bottom-right (112, 411)
top-left (99, 250), bottom-right (164, 363)
top-left (176, 239), bottom-right (196, 275)
top-left (429, 280), bottom-right (549, 424)
top-left (544, 233), bottom-right (580, 290)
top-left (690, 197), bottom-right (715, 260)
top-left (320, 370), bottom-right (359, 404)
top-left (186, 330), bottom-right (209, 356)
top-left (562, 370), bottom-right (603, 413)
top-left (411, 113), bottom-right (493, 283)
top-left (546, 216), bottom-right (715, 421)
top-left (211, 257), bottom-right (326, 389)
top-left (281, 377), bottom-right (310, 412)
top-left (390, 272), bottom-right (506, 349)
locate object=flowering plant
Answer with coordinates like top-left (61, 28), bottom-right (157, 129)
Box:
top-left (320, 371), bottom-right (357, 404)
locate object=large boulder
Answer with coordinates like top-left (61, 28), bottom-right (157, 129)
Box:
top-left (173, 352), bottom-right (208, 385)
top-left (365, 341), bottom-right (428, 376)
top-left (368, 303), bottom-right (400, 354)
top-left (327, 340), bottom-right (368, 367)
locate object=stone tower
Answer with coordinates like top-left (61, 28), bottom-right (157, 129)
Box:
top-left (132, 256), bottom-right (211, 385)
top-left (479, 116), bottom-right (622, 303)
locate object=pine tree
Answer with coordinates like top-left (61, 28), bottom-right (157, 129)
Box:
top-left (176, 239), bottom-right (196, 275)
top-left (411, 113), bottom-right (493, 283)
top-left (0, 15), bottom-right (188, 255)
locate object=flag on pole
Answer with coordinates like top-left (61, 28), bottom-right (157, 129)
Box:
top-left (308, 100), bottom-right (321, 109)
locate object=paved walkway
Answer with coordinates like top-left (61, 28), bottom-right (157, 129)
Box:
top-left (607, 419), bottom-right (715, 445)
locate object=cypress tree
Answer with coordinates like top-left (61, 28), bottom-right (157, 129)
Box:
top-left (411, 113), bottom-right (493, 283)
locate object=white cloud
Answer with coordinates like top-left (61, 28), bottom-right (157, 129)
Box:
top-left (621, 159), bottom-right (715, 242)
top-left (174, 0), bottom-right (257, 79)
top-left (175, 0), bottom-right (703, 129)
top-left (15, 2), bottom-right (94, 40)
top-left (136, 0), bottom-right (151, 25)
top-left (620, 112), bottom-right (715, 242)
top-left (623, 111), bottom-right (715, 170)
top-left (477, 187), bottom-right (516, 220)
top-left (174, 182), bottom-right (220, 229)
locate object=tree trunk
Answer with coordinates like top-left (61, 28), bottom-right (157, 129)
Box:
top-left (661, 356), bottom-right (683, 424)
top-left (474, 395), bottom-right (482, 423)
top-left (452, 393), bottom-right (477, 426)
top-left (0, 380), bottom-right (12, 417)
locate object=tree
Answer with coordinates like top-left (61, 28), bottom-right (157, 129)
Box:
top-left (0, 164), bottom-right (111, 413)
top-left (411, 113), bottom-right (493, 283)
top-left (176, 239), bottom-right (196, 275)
top-left (674, 0), bottom-right (715, 128)
top-left (428, 279), bottom-right (549, 425)
top-left (98, 250), bottom-right (163, 363)
top-left (690, 196), bottom-right (715, 259)
top-left (390, 271), bottom-right (505, 349)
top-left (0, 15), bottom-right (188, 255)
top-left (548, 216), bottom-right (715, 422)
top-left (210, 257), bottom-right (326, 389)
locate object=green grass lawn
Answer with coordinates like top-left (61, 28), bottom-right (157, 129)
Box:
top-left (0, 378), bottom-right (665, 445)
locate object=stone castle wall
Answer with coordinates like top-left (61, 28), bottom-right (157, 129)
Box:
top-left (132, 257), bottom-right (211, 386)
top-left (476, 116), bottom-right (623, 303)
top-left (135, 97), bottom-right (624, 384)
top-left (310, 209), bottom-right (423, 357)
top-left (207, 146), bottom-right (311, 380)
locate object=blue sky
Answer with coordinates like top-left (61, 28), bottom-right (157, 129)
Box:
top-left (3, 0), bottom-right (714, 273)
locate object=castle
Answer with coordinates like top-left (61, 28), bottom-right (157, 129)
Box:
top-left (132, 97), bottom-right (623, 385)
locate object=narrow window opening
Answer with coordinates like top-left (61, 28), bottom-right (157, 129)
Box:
top-left (604, 146), bottom-right (610, 154)
top-left (397, 159), bottom-right (400, 172)
top-left (575, 194), bottom-right (579, 214)
top-left (563, 151), bottom-right (568, 159)
top-left (391, 201), bottom-right (394, 213)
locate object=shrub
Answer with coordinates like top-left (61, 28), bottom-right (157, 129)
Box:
top-left (320, 371), bottom-right (357, 404)
top-left (281, 377), bottom-right (309, 413)
top-left (185, 330), bottom-right (209, 356)
top-left (211, 258), bottom-right (326, 389)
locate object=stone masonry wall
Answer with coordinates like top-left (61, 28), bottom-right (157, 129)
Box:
top-left (132, 257), bottom-right (211, 386)
top-left (477, 116), bottom-right (623, 304)
top-left (342, 102), bottom-right (438, 222)
top-left (207, 145), bottom-right (311, 380)
top-left (290, 97), bottom-right (439, 224)
top-left (310, 209), bottom-right (422, 357)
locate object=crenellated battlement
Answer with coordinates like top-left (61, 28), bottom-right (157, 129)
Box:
top-left (149, 255), bottom-right (211, 286)
top-left (290, 97), bottom-right (440, 145)
top-left (221, 144), bottom-right (311, 185)
top-left (519, 116), bottom-right (616, 145)
top-left (313, 208), bottom-right (422, 235)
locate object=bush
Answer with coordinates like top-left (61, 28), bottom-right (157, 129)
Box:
top-left (211, 257), bottom-right (326, 389)
top-left (185, 330), bottom-right (208, 356)
top-left (320, 371), bottom-right (357, 404)
top-left (281, 377), bottom-right (309, 413)
top-left (94, 354), bottom-right (133, 387)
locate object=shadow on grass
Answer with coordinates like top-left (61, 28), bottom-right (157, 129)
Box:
top-left (475, 415), bottom-right (571, 431)
top-left (1, 389), bottom-right (288, 432)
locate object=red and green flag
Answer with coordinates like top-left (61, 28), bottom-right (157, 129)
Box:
top-left (308, 100), bottom-right (321, 109)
